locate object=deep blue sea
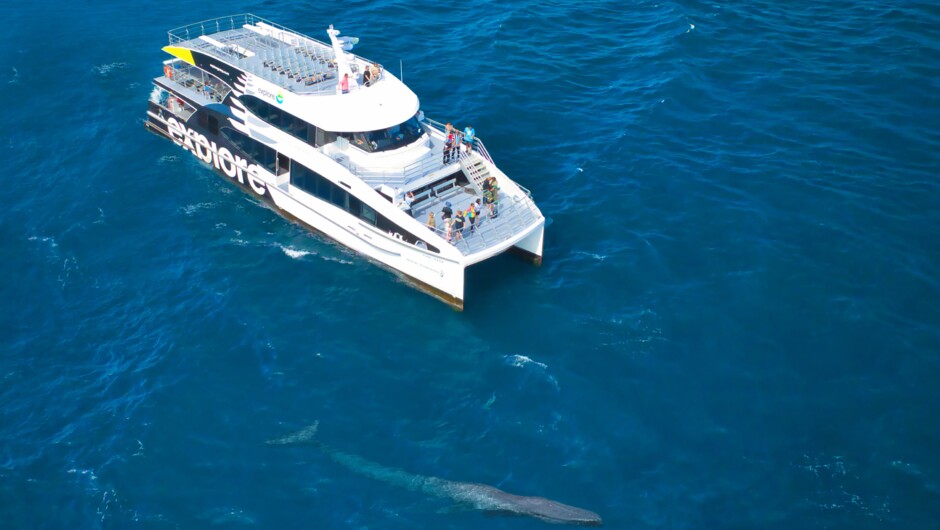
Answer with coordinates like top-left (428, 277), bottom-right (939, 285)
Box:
top-left (2, 0), bottom-right (939, 528)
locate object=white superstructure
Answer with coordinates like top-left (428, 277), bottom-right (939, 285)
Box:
top-left (145, 14), bottom-right (544, 309)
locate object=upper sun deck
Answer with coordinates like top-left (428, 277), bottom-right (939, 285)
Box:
top-left (166, 14), bottom-right (379, 96)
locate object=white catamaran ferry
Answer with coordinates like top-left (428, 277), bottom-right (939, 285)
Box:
top-left (145, 15), bottom-right (544, 309)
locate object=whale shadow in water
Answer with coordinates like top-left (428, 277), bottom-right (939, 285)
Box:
top-left (267, 422), bottom-right (603, 526)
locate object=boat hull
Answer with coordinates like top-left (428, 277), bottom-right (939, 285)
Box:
top-left (146, 99), bottom-right (468, 308)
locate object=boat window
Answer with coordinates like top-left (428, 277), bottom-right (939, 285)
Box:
top-left (333, 115), bottom-right (425, 154)
top-left (240, 95), bottom-right (276, 124)
top-left (290, 161), bottom-right (318, 195)
top-left (220, 127), bottom-right (277, 174)
top-left (330, 184), bottom-right (348, 209)
top-left (276, 152), bottom-right (290, 175)
top-left (289, 161), bottom-right (439, 253)
top-left (289, 117), bottom-right (308, 141)
top-left (361, 204), bottom-right (377, 225)
top-left (347, 195), bottom-right (362, 217)
top-left (371, 116), bottom-right (424, 152)
top-left (316, 175), bottom-right (332, 201)
top-left (316, 128), bottom-right (338, 146)
top-left (239, 95), bottom-right (316, 145)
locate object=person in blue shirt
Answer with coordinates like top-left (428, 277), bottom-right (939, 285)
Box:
top-left (463, 125), bottom-right (475, 153)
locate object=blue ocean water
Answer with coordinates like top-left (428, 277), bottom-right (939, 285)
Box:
top-left (2, 0), bottom-right (939, 527)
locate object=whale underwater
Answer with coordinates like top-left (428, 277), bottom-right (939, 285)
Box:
top-left (267, 423), bottom-right (603, 526)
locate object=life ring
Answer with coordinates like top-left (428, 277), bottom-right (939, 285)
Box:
top-left (163, 65), bottom-right (173, 79)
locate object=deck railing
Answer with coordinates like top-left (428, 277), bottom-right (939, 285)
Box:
top-left (421, 117), bottom-right (494, 165)
top-left (164, 63), bottom-right (230, 103)
top-left (325, 121), bottom-right (495, 191)
top-left (166, 14), bottom-right (385, 96)
top-left (422, 193), bottom-right (541, 256)
top-left (168, 14), bottom-right (263, 45)
top-left (325, 145), bottom-right (445, 189)
top-left (168, 14), bottom-right (329, 48)
top-left (346, 118), bottom-right (541, 255)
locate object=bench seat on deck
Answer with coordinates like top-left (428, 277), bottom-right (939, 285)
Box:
top-left (411, 178), bottom-right (458, 208)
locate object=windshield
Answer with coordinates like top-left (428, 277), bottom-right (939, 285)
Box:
top-left (345, 116), bottom-right (425, 153)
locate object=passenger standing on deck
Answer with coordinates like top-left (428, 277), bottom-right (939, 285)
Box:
top-left (485, 177), bottom-right (499, 218)
top-left (441, 202), bottom-right (453, 221)
top-left (426, 211), bottom-right (436, 231)
top-left (400, 191), bottom-right (415, 217)
top-left (463, 125), bottom-right (475, 153)
top-left (466, 202), bottom-right (477, 233)
top-left (444, 217), bottom-right (453, 243)
top-left (446, 123), bottom-right (457, 162)
top-left (482, 178), bottom-right (493, 214)
top-left (453, 210), bottom-right (465, 242)
top-left (340, 73), bottom-right (350, 94)
top-left (444, 128), bottom-right (456, 164)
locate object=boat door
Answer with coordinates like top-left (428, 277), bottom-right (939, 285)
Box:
top-left (276, 152), bottom-right (290, 176)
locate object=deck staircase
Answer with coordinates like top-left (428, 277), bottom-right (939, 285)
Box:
top-left (459, 152), bottom-right (490, 195)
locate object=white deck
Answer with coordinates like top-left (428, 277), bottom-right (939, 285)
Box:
top-left (410, 183), bottom-right (544, 260)
top-left (168, 15), bottom-right (377, 96)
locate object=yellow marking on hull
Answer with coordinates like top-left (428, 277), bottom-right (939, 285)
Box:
top-left (162, 46), bottom-right (195, 65)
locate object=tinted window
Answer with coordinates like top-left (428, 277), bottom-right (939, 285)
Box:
top-left (338, 116), bottom-right (425, 153)
top-left (330, 185), bottom-right (347, 209)
top-left (289, 161), bottom-right (438, 253)
top-left (290, 162), bottom-right (316, 194)
top-left (220, 127), bottom-right (277, 174)
top-left (239, 95), bottom-right (316, 145)
top-left (316, 176), bottom-right (332, 201)
top-left (361, 203), bottom-right (376, 225)
top-left (316, 128), bottom-right (338, 146)
top-left (347, 195), bottom-right (362, 217)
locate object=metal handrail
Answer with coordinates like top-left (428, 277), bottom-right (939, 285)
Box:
top-left (473, 138), bottom-right (494, 164)
top-left (165, 63), bottom-right (230, 103)
top-left (421, 117), bottom-right (494, 164)
top-left (327, 123), bottom-right (540, 254)
top-left (325, 145), bottom-right (445, 188)
top-left (418, 192), bottom-right (540, 256)
top-left (167, 14), bottom-right (386, 97)
top-left (168, 14), bottom-right (260, 44)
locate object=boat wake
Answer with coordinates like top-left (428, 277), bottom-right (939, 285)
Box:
top-left (179, 202), bottom-right (218, 216)
top-left (504, 354), bottom-right (560, 391)
top-left (506, 354), bottom-right (547, 370)
top-left (278, 244), bottom-right (315, 260)
top-left (93, 62), bottom-right (127, 77)
top-left (277, 243), bottom-right (354, 265)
